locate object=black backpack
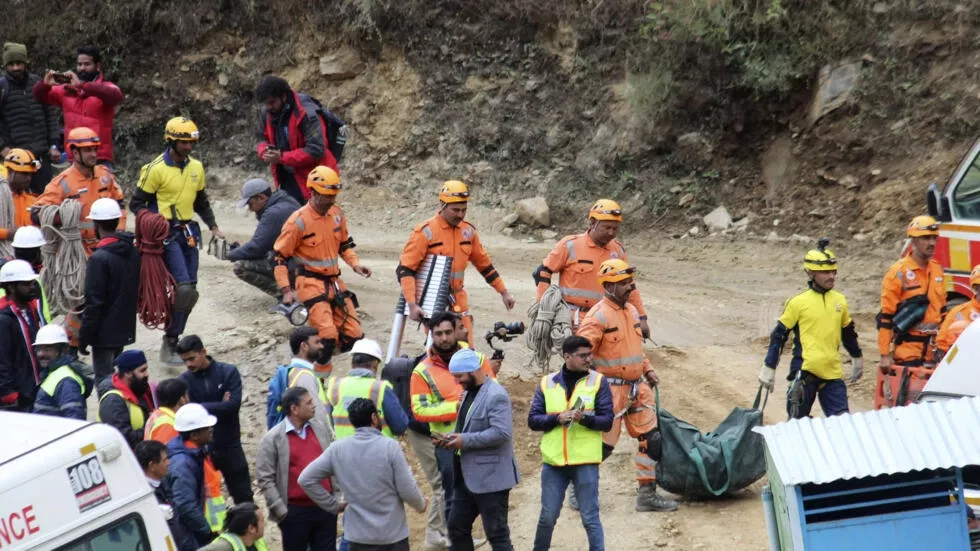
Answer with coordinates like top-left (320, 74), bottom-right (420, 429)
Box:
top-left (308, 96), bottom-right (347, 161)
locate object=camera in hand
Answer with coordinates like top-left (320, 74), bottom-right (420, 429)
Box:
top-left (485, 321), bottom-right (526, 360)
top-left (52, 72), bottom-right (71, 84)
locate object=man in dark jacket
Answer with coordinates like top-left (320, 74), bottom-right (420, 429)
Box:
top-left (178, 335), bottom-right (254, 504)
top-left (0, 259), bottom-right (46, 411)
top-left (97, 349), bottom-right (155, 448)
top-left (136, 439), bottom-right (198, 551)
top-left (0, 42), bottom-right (61, 193)
top-left (169, 403), bottom-right (219, 548)
top-left (33, 324), bottom-right (93, 420)
top-left (80, 197), bottom-right (140, 387)
top-left (228, 178), bottom-right (300, 299)
top-left (254, 75), bottom-right (338, 205)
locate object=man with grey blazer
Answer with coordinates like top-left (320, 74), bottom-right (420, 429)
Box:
top-left (436, 349), bottom-right (520, 551)
top-left (256, 386), bottom-right (340, 551)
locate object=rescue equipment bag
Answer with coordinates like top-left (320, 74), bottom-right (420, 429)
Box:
top-left (890, 295), bottom-right (930, 335)
top-left (655, 385), bottom-right (767, 498)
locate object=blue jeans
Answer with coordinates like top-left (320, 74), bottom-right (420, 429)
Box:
top-left (788, 373), bottom-right (848, 419)
top-left (434, 446), bottom-right (455, 529)
top-left (533, 464), bottom-right (603, 551)
top-left (163, 222), bottom-right (200, 337)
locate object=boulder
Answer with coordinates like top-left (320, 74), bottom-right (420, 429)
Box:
top-left (675, 132), bottom-right (714, 169)
top-left (515, 197), bottom-right (551, 227)
top-left (702, 206), bottom-right (732, 231)
top-left (807, 61), bottom-right (862, 127)
top-left (319, 47), bottom-right (365, 80)
top-left (492, 213), bottom-right (520, 233)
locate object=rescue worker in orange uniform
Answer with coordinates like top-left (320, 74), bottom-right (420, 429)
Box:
top-left (935, 265), bottom-right (980, 359)
top-left (533, 199), bottom-right (650, 335)
top-left (878, 216), bottom-right (946, 371)
top-left (1, 149), bottom-right (40, 244)
top-left (274, 166), bottom-right (371, 376)
top-left (397, 180), bottom-right (516, 345)
top-left (577, 259), bottom-right (678, 513)
top-left (33, 127), bottom-right (125, 255)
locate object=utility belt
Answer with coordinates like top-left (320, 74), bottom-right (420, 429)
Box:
top-left (297, 267), bottom-right (359, 310)
top-left (165, 220), bottom-right (201, 248)
top-left (894, 333), bottom-right (931, 345)
top-left (604, 376), bottom-right (650, 419)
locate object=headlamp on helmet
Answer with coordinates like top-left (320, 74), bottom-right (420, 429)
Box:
top-left (803, 237), bottom-right (838, 272)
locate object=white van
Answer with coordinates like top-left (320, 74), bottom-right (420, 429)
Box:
top-left (0, 411), bottom-right (175, 550)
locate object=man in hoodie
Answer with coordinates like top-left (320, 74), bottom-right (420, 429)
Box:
top-left (229, 177), bottom-right (300, 300)
top-left (79, 197), bottom-right (140, 387)
top-left (33, 44), bottom-right (122, 166)
top-left (178, 334), bottom-right (253, 504)
top-left (32, 324), bottom-right (93, 420)
top-left (96, 349), bottom-right (155, 448)
top-left (0, 43), bottom-right (62, 193)
top-left (169, 403), bottom-right (220, 548)
top-left (137, 439), bottom-right (198, 551)
top-left (0, 259), bottom-right (46, 411)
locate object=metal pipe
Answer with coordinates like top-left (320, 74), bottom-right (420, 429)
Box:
top-left (761, 485), bottom-right (781, 551)
top-left (387, 312), bottom-right (407, 363)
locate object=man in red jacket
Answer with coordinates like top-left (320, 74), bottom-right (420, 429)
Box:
top-left (254, 75), bottom-right (337, 205)
top-left (33, 45), bottom-right (123, 166)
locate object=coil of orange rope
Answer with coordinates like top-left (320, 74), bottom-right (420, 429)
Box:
top-left (135, 209), bottom-right (176, 330)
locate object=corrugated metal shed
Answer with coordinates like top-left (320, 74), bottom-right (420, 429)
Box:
top-left (753, 396), bottom-right (980, 486)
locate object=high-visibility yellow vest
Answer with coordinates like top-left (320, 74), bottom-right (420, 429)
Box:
top-left (540, 370), bottom-right (604, 466)
top-left (96, 389), bottom-right (146, 430)
top-left (216, 532), bottom-right (268, 551)
top-left (288, 366), bottom-right (327, 404)
top-left (144, 407), bottom-right (177, 441)
top-left (325, 375), bottom-right (393, 439)
top-left (39, 365), bottom-right (84, 396)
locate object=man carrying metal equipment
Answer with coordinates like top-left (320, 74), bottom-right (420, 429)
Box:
top-left (577, 259), bottom-right (677, 512)
top-left (759, 240), bottom-right (863, 419)
top-left (274, 166), bottom-right (371, 377)
top-left (397, 180), bottom-right (515, 346)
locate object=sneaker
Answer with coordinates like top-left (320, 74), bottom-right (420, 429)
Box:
top-left (473, 536), bottom-right (488, 548)
top-left (567, 486), bottom-right (580, 511)
top-left (423, 533), bottom-right (450, 551)
top-left (635, 485), bottom-right (678, 512)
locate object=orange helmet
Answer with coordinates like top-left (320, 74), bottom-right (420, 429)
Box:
top-left (589, 199), bottom-right (623, 222)
top-left (907, 215), bottom-right (939, 238)
top-left (597, 259), bottom-right (636, 285)
top-left (66, 127), bottom-right (101, 149)
top-left (307, 166), bottom-right (341, 195)
top-left (439, 180), bottom-right (470, 203)
top-left (3, 149), bottom-right (40, 173)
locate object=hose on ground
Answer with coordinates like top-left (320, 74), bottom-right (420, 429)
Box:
top-left (135, 209), bottom-right (176, 331)
top-left (0, 181), bottom-right (15, 258)
top-left (38, 200), bottom-right (86, 317)
top-left (526, 284), bottom-right (572, 373)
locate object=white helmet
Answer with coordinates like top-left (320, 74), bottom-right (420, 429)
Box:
top-left (174, 403), bottom-right (218, 432)
top-left (87, 198), bottom-right (122, 221)
top-left (350, 338), bottom-right (384, 362)
top-left (12, 226), bottom-right (47, 249)
top-left (34, 324), bottom-right (69, 346)
top-left (0, 259), bottom-right (37, 283)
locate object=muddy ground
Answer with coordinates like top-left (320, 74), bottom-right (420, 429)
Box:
top-left (102, 194), bottom-right (898, 550)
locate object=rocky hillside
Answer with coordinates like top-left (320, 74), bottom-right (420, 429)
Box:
top-left (6, 0), bottom-right (979, 240)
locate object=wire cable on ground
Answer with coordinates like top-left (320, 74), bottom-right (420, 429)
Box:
top-left (526, 284), bottom-right (572, 373)
top-left (38, 200), bottom-right (86, 317)
top-left (135, 209), bottom-right (176, 331)
top-left (0, 181), bottom-right (15, 258)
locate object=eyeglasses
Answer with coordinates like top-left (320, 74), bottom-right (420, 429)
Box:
top-left (568, 351), bottom-right (593, 359)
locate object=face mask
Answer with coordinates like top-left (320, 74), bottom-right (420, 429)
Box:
top-left (77, 70), bottom-right (99, 82)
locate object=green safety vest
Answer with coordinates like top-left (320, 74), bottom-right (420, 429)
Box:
top-left (216, 533), bottom-right (268, 551)
top-left (288, 366), bottom-right (328, 404)
top-left (325, 375), bottom-right (392, 439)
top-left (96, 389), bottom-right (146, 430)
top-left (540, 370), bottom-right (604, 466)
top-left (39, 365), bottom-right (84, 396)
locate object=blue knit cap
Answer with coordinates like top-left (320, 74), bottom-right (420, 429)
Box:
top-left (115, 349), bottom-right (148, 372)
top-left (449, 348), bottom-right (481, 374)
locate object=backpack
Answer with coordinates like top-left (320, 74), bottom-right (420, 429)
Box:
top-left (266, 365), bottom-right (292, 429)
top-left (307, 96), bottom-right (347, 161)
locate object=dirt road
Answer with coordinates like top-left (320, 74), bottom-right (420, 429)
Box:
top-left (118, 196), bottom-right (896, 550)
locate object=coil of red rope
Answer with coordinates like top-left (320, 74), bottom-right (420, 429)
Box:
top-left (135, 209), bottom-right (176, 330)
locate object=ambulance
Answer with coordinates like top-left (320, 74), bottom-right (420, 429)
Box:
top-left (0, 411), bottom-right (175, 550)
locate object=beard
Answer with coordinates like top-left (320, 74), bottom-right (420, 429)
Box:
top-left (129, 377), bottom-right (150, 396)
top-left (78, 70), bottom-right (99, 82)
top-left (6, 69), bottom-right (25, 82)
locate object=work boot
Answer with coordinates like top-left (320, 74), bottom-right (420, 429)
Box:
top-left (567, 486), bottom-right (580, 511)
top-left (635, 484), bottom-right (678, 512)
top-left (160, 336), bottom-right (182, 365)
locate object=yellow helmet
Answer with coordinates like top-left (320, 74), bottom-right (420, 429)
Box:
top-left (970, 265), bottom-right (980, 287)
top-left (3, 148), bottom-right (40, 173)
top-left (589, 199), bottom-right (623, 222)
top-left (439, 180), bottom-right (470, 203)
top-left (307, 166), bottom-right (341, 195)
top-left (803, 247), bottom-right (838, 272)
top-left (165, 117), bottom-right (200, 142)
top-left (66, 127), bottom-right (101, 149)
top-left (907, 215), bottom-right (939, 238)
top-left (597, 259), bottom-right (636, 285)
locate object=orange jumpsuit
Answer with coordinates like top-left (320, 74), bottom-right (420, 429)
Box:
top-left (398, 214), bottom-right (506, 345)
top-left (878, 256), bottom-right (945, 365)
top-left (535, 233), bottom-right (648, 327)
top-left (0, 191), bottom-right (38, 242)
top-left (274, 203), bottom-right (363, 369)
top-left (577, 296), bottom-right (657, 485)
top-left (936, 298), bottom-right (980, 355)
top-left (35, 164), bottom-right (125, 255)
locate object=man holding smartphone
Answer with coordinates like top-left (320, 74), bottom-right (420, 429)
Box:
top-left (528, 336), bottom-right (613, 551)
